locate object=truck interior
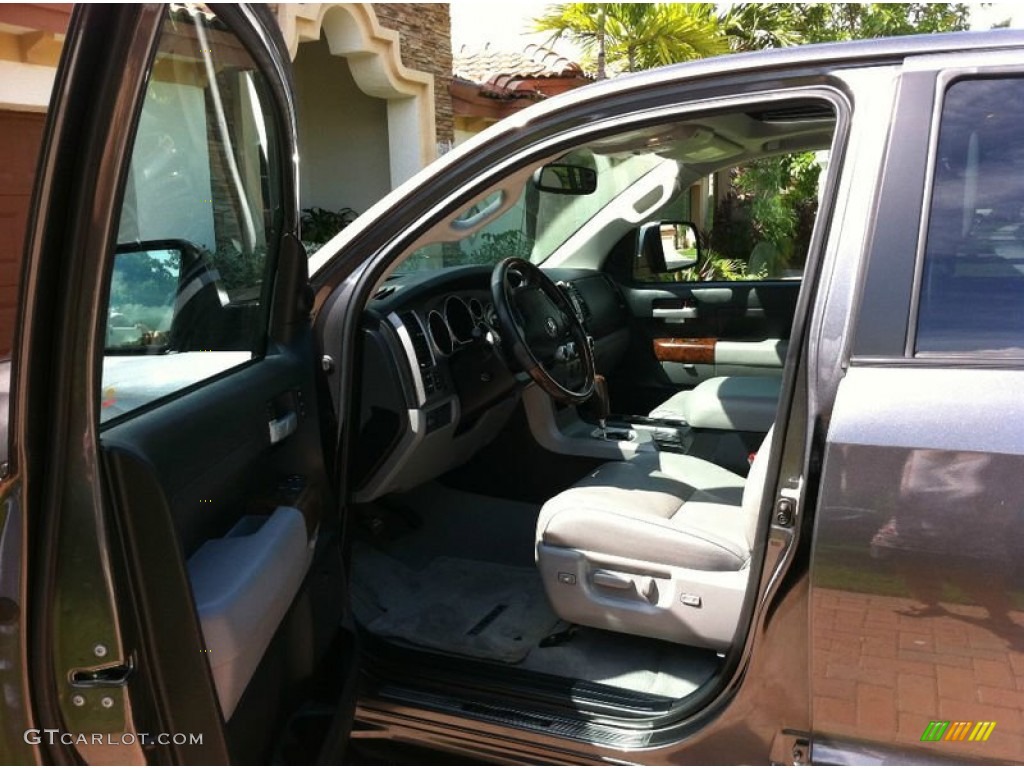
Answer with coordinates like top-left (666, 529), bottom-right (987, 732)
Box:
top-left (332, 97), bottom-right (839, 725)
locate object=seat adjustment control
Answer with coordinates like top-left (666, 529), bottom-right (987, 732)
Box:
top-left (680, 593), bottom-right (702, 608)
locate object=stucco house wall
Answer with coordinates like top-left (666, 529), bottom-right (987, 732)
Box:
top-left (0, 3), bottom-right (453, 354)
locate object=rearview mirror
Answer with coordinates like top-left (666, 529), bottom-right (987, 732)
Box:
top-left (638, 221), bottom-right (701, 273)
top-left (533, 163), bottom-right (598, 195)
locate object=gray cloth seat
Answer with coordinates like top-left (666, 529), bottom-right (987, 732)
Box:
top-left (535, 428), bottom-right (773, 650)
top-left (649, 375), bottom-right (781, 432)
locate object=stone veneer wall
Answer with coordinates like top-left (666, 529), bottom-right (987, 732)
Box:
top-left (372, 3), bottom-right (454, 152)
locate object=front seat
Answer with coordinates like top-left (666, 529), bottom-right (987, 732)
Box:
top-left (535, 428), bottom-right (773, 651)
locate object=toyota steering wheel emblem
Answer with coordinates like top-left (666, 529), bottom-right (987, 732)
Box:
top-left (545, 317), bottom-right (558, 338)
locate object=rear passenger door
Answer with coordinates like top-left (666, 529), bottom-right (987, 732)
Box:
top-left (611, 275), bottom-right (798, 416)
top-left (810, 54), bottom-right (1024, 764)
top-left (18, 5), bottom-right (346, 763)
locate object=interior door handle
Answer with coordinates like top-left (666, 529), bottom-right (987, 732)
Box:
top-left (652, 307), bottom-right (698, 321)
top-left (268, 411), bottom-right (298, 445)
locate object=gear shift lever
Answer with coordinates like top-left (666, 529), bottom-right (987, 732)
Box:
top-left (588, 375), bottom-right (632, 441)
top-left (593, 374), bottom-right (611, 434)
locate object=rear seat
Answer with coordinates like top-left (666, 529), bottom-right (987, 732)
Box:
top-left (649, 376), bottom-right (781, 433)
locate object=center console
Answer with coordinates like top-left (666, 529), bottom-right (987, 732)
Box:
top-left (524, 375), bottom-right (779, 475)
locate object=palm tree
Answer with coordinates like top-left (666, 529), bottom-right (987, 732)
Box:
top-left (719, 3), bottom-right (804, 51)
top-left (535, 3), bottom-right (729, 78)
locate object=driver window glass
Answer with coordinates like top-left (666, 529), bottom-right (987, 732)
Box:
top-left (632, 150), bottom-right (829, 283)
top-left (101, 5), bottom-right (281, 422)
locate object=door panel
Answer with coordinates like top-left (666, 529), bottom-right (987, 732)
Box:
top-left (612, 280), bottom-right (799, 415)
top-left (17, 4), bottom-right (347, 763)
top-left (809, 59), bottom-right (1024, 764)
top-left (810, 367), bottom-right (1024, 764)
top-left (103, 331), bottom-right (328, 720)
top-left (93, 4), bottom-right (338, 741)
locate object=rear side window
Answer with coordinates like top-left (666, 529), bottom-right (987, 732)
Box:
top-left (916, 77), bottom-right (1024, 356)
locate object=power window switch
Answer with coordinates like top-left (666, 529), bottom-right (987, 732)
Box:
top-left (680, 593), bottom-right (702, 608)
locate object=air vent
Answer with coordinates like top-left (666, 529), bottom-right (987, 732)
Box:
top-left (374, 285), bottom-right (397, 300)
top-left (565, 282), bottom-right (592, 323)
top-left (399, 311), bottom-right (433, 369)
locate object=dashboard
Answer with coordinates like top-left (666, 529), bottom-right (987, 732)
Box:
top-left (352, 265), bottom-right (631, 501)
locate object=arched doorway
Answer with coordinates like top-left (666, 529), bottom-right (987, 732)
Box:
top-left (280, 3), bottom-right (437, 219)
top-left (294, 34), bottom-right (391, 217)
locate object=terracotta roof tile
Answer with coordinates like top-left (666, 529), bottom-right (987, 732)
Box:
top-left (453, 42), bottom-right (587, 85)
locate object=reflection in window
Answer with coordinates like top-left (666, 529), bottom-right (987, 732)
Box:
top-left (917, 78), bottom-right (1024, 356)
top-left (101, 4), bottom-right (281, 422)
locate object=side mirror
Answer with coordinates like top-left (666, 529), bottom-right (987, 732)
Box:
top-left (638, 221), bottom-right (701, 274)
top-left (533, 163), bottom-right (598, 195)
top-left (106, 241), bottom-right (187, 352)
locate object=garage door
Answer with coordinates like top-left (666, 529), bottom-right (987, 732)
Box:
top-left (0, 111), bottom-right (46, 357)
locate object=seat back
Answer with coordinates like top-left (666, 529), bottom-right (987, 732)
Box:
top-left (741, 425), bottom-right (774, 550)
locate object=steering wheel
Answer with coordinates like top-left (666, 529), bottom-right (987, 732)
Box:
top-left (490, 257), bottom-right (596, 404)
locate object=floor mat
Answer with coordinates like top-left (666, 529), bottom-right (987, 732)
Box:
top-left (384, 482), bottom-right (540, 569)
top-left (359, 555), bottom-right (561, 664)
top-left (519, 626), bottom-right (720, 699)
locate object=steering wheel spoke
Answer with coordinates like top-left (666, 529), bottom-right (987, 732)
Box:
top-left (490, 257), bottom-right (596, 405)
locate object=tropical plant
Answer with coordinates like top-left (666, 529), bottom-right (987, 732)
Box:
top-left (677, 248), bottom-right (760, 282)
top-left (535, 3), bottom-right (729, 76)
top-left (720, 3), bottom-right (972, 54)
top-left (719, 3), bottom-right (805, 51)
top-left (734, 156), bottom-right (807, 247)
top-left (791, 3), bottom-right (971, 42)
top-left (300, 206), bottom-right (359, 250)
top-left (212, 245), bottom-right (266, 297)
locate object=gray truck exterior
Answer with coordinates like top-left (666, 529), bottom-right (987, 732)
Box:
top-left (2, 7), bottom-right (1023, 764)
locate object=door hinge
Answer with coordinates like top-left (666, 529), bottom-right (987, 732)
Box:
top-left (769, 729), bottom-right (810, 765)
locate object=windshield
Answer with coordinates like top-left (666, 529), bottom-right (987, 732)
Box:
top-left (392, 150), bottom-right (669, 275)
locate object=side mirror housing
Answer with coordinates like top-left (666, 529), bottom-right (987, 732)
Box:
top-left (106, 241), bottom-right (189, 351)
top-left (638, 221), bottom-right (702, 274)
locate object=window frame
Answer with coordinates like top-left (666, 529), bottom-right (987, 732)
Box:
top-left (850, 50), bottom-right (1024, 366)
top-left (97, 5), bottom-right (293, 428)
top-left (907, 70), bottom-right (1024, 361)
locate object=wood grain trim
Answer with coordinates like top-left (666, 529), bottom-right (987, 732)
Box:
top-left (653, 337), bottom-right (716, 365)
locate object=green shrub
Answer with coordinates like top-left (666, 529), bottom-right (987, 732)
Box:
top-left (300, 206), bottom-right (359, 251)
